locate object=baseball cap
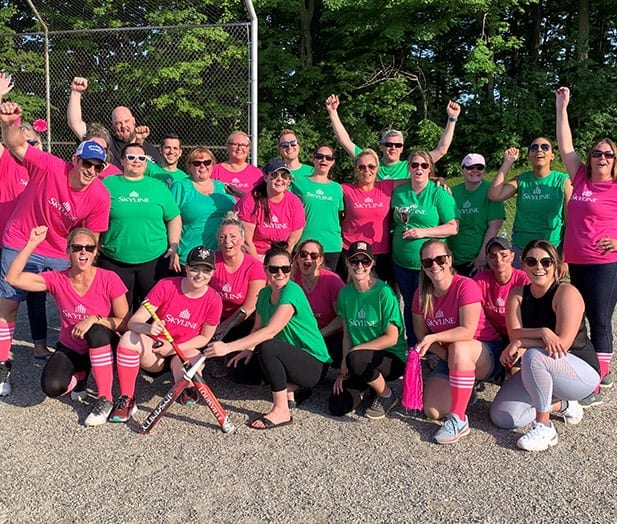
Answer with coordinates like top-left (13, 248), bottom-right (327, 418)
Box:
top-left (264, 158), bottom-right (291, 175)
top-left (186, 246), bottom-right (215, 269)
top-left (461, 153), bottom-right (486, 167)
top-left (347, 241), bottom-right (374, 260)
top-left (75, 140), bottom-right (106, 164)
top-left (485, 236), bottom-right (512, 254)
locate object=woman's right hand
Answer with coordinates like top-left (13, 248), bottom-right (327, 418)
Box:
top-left (500, 341), bottom-right (522, 367)
top-left (555, 86), bottom-right (570, 110)
top-left (149, 320), bottom-right (165, 337)
top-left (325, 94), bottom-right (339, 113)
top-left (333, 368), bottom-right (349, 395)
top-left (504, 147), bottom-right (519, 164)
top-left (29, 226), bottom-right (48, 247)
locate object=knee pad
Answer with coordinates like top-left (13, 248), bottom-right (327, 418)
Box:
top-left (40, 352), bottom-right (74, 398)
top-left (85, 324), bottom-right (114, 348)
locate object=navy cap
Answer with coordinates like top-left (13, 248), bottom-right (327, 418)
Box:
top-left (264, 158), bottom-right (291, 175)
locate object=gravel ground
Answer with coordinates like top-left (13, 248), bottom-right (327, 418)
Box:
top-left (1, 301), bottom-right (616, 523)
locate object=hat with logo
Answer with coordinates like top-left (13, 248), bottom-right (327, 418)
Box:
top-left (485, 236), bottom-right (513, 255)
top-left (264, 158), bottom-right (291, 175)
top-left (461, 153), bottom-right (486, 167)
top-left (75, 140), bottom-right (106, 164)
top-left (186, 245), bottom-right (215, 269)
top-left (347, 240), bottom-right (374, 260)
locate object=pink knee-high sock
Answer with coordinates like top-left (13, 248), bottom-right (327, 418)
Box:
top-left (89, 345), bottom-right (114, 401)
top-left (62, 370), bottom-right (87, 396)
top-left (116, 345), bottom-right (141, 398)
top-left (449, 370), bottom-right (476, 421)
top-left (0, 321), bottom-right (15, 362)
top-left (597, 352), bottom-right (612, 381)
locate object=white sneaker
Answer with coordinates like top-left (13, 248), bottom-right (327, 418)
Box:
top-left (517, 422), bottom-right (558, 452)
top-left (0, 361), bottom-right (11, 396)
top-left (71, 389), bottom-right (88, 402)
top-left (85, 397), bottom-right (114, 427)
top-left (554, 400), bottom-right (583, 425)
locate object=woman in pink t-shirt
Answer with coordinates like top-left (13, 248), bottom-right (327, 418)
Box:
top-left (556, 86), bottom-right (617, 399)
top-left (5, 226), bottom-right (129, 427)
top-left (292, 239), bottom-right (345, 367)
top-left (412, 239), bottom-right (503, 444)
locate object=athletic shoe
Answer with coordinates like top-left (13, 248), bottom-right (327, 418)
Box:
top-left (517, 422), bottom-right (558, 452)
top-left (0, 361), bottom-right (11, 397)
top-left (580, 391), bottom-right (603, 409)
top-left (84, 397), bottom-right (114, 427)
top-left (433, 413), bottom-right (470, 444)
top-left (109, 395), bottom-right (137, 423)
top-left (554, 400), bottom-right (583, 425)
top-left (177, 387), bottom-right (199, 406)
top-left (600, 372), bottom-right (613, 389)
top-left (365, 390), bottom-right (399, 419)
top-left (70, 378), bottom-right (89, 402)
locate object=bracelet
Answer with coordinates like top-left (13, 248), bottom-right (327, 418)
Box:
top-left (96, 315), bottom-right (103, 324)
top-left (448, 117), bottom-right (458, 122)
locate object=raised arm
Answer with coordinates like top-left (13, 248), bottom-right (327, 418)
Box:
top-left (5, 227), bottom-right (49, 291)
top-left (325, 94), bottom-right (358, 159)
top-left (0, 72), bottom-right (14, 156)
top-left (0, 102), bottom-right (27, 161)
top-left (488, 148), bottom-right (520, 201)
top-left (555, 87), bottom-right (583, 179)
top-left (430, 101), bottom-right (461, 163)
top-left (67, 77), bottom-right (89, 139)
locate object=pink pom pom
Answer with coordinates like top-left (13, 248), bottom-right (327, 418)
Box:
top-left (402, 348), bottom-right (423, 411)
top-left (33, 119), bottom-right (48, 133)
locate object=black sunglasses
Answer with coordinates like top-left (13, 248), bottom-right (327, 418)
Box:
top-left (382, 142), bottom-right (404, 148)
top-left (269, 171), bottom-right (291, 180)
top-left (298, 250), bottom-right (320, 260)
top-left (191, 159), bottom-right (213, 167)
top-left (267, 265), bottom-right (292, 274)
top-left (464, 164), bottom-right (485, 170)
top-left (410, 162), bottom-right (430, 169)
top-left (349, 257), bottom-right (372, 267)
top-left (26, 138), bottom-right (39, 146)
top-left (279, 140), bottom-right (298, 148)
top-left (70, 244), bottom-right (97, 253)
top-left (528, 143), bottom-right (551, 152)
top-left (591, 149), bottom-right (616, 159)
top-left (314, 153), bottom-right (335, 161)
top-left (421, 254), bottom-right (449, 269)
top-left (523, 256), bottom-right (554, 269)
top-left (81, 159), bottom-right (105, 172)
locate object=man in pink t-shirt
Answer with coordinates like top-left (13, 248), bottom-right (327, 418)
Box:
top-left (0, 101), bottom-right (111, 396)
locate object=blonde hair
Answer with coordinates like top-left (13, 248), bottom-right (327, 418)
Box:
top-left (355, 148), bottom-right (379, 167)
top-left (418, 239), bottom-right (454, 318)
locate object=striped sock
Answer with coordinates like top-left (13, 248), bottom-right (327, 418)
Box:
top-left (116, 345), bottom-right (141, 399)
top-left (449, 370), bottom-right (476, 421)
top-left (89, 345), bottom-right (114, 401)
top-left (597, 352), bottom-right (612, 381)
top-left (0, 321), bottom-right (15, 362)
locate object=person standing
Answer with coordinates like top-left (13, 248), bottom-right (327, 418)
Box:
top-left (212, 131), bottom-right (263, 198)
top-left (277, 130), bottom-right (313, 177)
top-left (145, 133), bottom-right (189, 188)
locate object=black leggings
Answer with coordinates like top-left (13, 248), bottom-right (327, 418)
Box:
top-left (40, 325), bottom-right (117, 398)
top-left (256, 339), bottom-right (328, 392)
top-left (224, 315), bottom-right (265, 385)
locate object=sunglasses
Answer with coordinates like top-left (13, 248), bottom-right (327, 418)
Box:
top-left (421, 254), bottom-right (449, 269)
top-left (81, 159), bottom-right (105, 172)
top-left (349, 257), bottom-right (372, 267)
top-left (410, 162), bottom-right (430, 169)
top-left (528, 143), bottom-right (551, 152)
top-left (314, 153), bottom-right (335, 161)
top-left (191, 159), bottom-right (213, 167)
top-left (70, 244), bottom-right (97, 253)
top-left (298, 250), bottom-right (320, 260)
top-left (125, 153), bottom-right (148, 162)
top-left (382, 142), bottom-right (404, 149)
top-left (523, 256), bottom-right (554, 269)
top-left (464, 164), bottom-right (485, 170)
top-left (228, 142), bottom-right (249, 149)
top-left (269, 171), bottom-right (291, 180)
top-left (267, 265), bottom-right (292, 274)
top-left (279, 140), bottom-right (298, 148)
top-left (591, 149), bottom-right (616, 159)
top-left (357, 164), bottom-right (377, 171)
top-left (26, 138), bottom-right (40, 146)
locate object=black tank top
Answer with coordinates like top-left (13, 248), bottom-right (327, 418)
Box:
top-left (521, 281), bottom-right (599, 373)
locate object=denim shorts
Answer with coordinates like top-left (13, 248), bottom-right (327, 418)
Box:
top-left (429, 339), bottom-right (505, 381)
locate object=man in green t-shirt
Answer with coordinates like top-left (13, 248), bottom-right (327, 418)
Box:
top-left (145, 133), bottom-right (189, 188)
top-left (278, 129), bottom-right (313, 177)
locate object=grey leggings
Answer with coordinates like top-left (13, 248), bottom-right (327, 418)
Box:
top-left (490, 348), bottom-right (600, 429)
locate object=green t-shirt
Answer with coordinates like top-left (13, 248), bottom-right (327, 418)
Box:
top-left (145, 161), bottom-right (190, 189)
top-left (337, 279), bottom-right (407, 362)
top-left (512, 170), bottom-right (569, 249)
top-left (391, 182), bottom-right (458, 270)
top-left (256, 281), bottom-right (331, 363)
top-left (101, 175), bottom-right (180, 264)
top-left (353, 144), bottom-right (408, 180)
top-left (290, 163), bottom-right (313, 177)
top-left (290, 176), bottom-right (344, 252)
top-left (448, 180), bottom-right (505, 264)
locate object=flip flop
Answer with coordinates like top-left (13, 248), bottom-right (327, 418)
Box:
top-left (287, 387), bottom-right (312, 409)
top-left (249, 415), bottom-right (293, 430)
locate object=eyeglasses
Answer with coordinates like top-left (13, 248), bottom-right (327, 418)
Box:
top-left (279, 140), bottom-right (298, 148)
top-left (314, 153), bottom-right (335, 161)
top-left (267, 265), bottom-right (292, 274)
top-left (125, 154), bottom-right (148, 162)
top-left (382, 142), bottom-right (404, 149)
top-left (528, 143), bottom-right (551, 152)
top-left (298, 250), bottom-right (320, 260)
top-left (228, 142), bottom-right (249, 149)
top-left (464, 164), bottom-right (485, 170)
top-left (269, 171), bottom-right (291, 180)
top-left (81, 159), bottom-right (105, 172)
top-left (410, 162), bottom-right (430, 169)
top-left (70, 244), bottom-right (97, 253)
top-left (357, 164), bottom-right (377, 171)
top-left (591, 149), bottom-right (616, 159)
top-left (349, 257), bottom-right (372, 267)
top-left (523, 256), bottom-right (554, 269)
top-left (421, 254), bottom-right (449, 269)
top-left (188, 265), bottom-right (214, 274)
top-left (26, 138), bottom-right (40, 146)
top-left (191, 159), bottom-right (213, 167)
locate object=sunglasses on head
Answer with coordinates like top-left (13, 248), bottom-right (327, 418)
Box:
top-left (314, 153), bottom-right (335, 161)
top-left (421, 254), bottom-right (449, 269)
top-left (70, 243), bottom-right (97, 253)
top-left (125, 153), bottom-right (147, 162)
top-left (591, 149), bottom-right (616, 159)
top-left (81, 159), bottom-right (104, 172)
top-left (410, 162), bottom-right (430, 169)
top-left (357, 164), bottom-right (377, 171)
top-left (349, 256), bottom-right (372, 267)
top-left (279, 140), bottom-right (298, 148)
top-left (523, 256), bottom-right (554, 269)
top-left (269, 170), bottom-right (291, 180)
top-left (464, 164), bottom-right (485, 170)
top-left (298, 250), bottom-right (320, 260)
top-left (191, 159), bottom-right (213, 167)
top-left (267, 264), bottom-right (292, 274)
top-left (26, 138), bottom-right (39, 146)
top-left (528, 143), bottom-right (551, 152)
top-left (382, 141), bottom-right (404, 149)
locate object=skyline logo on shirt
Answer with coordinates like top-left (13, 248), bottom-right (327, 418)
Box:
top-left (48, 197), bottom-right (78, 222)
top-left (264, 214), bottom-right (288, 229)
top-left (61, 303), bottom-right (88, 322)
top-left (571, 188), bottom-right (597, 203)
top-left (222, 283), bottom-right (232, 293)
top-left (218, 282), bottom-right (243, 302)
top-left (19, 178), bottom-right (28, 186)
top-left (348, 306), bottom-right (377, 327)
top-left (306, 188), bottom-right (333, 201)
top-left (179, 309), bottom-right (190, 320)
top-left (426, 308), bottom-right (456, 329)
top-left (522, 185), bottom-right (550, 200)
top-left (460, 199), bottom-right (478, 214)
top-left (353, 196), bottom-right (384, 209)
top-left (76, 304), bottom-right (86, 315)
top-left (164, 311), bottom-right (197, 329)
top-left (118, 190), bottom-right (150, 203)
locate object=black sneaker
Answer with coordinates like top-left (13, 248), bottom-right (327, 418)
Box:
top-left (600, 372), bottom-right (613, 389)
top-left (84, 397), bottom-right (114, 426)
top-left (0, 360), bottom-right (11, 396)
top-left (365, 391), bottom-right (399, 419)
top-left (580, 391), bottom-right (603, 409)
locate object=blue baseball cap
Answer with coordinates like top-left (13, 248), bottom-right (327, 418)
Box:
top-left (75, 140), bottom-right (106, 164)
top-left (264, 158), bottom-right (291, 175)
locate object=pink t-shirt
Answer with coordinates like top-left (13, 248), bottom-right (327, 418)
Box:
top-left (235, 191), bottom-right (306, 255)
top-left (0, 149), bottom-right (29, 240)
top-left (412, 274), bottom-right (500, 342)
top-left (474, 268), bottom-right (529, 335)
top-left (98, 163), bottom-right (123, 179)
top-left (341, 180), bottom-right (394, 254)
top-left (2, 147), bottom-right (111, 258)
top-left (564, 164), bottom-right (617, 265)
top-left (212, 163), bottom-right (263, 195)
top-left (210, 251), bottom-right (266, 318)
top-left (42, 268), bottom-right (127, 354)
top-left (293, 268), bottom-right (345, 330)
top-left (146, 277), bottom-right (222, 344)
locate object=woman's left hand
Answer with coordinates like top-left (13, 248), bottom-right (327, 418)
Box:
top-left (205, 340), bottom-right (229, 358)
top-left (541, 328), bottom-right (567, 358)
top-left (71, 316), bottom-right (97, 339)
top-left (227, 350), bottom-right (252, 367)
top-left (595, 237), bottom-right (617, 254)
top-left (164, 249), bottom-right (181, 273)
top-left (415, 334), bottom-right (436, 357)
top-left (402, 228), bottom-right (425, 240)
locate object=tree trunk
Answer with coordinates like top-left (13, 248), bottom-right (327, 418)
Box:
top-left (299, 0), bottom-right (315, 67)
top-left (577, 0), bottom-right (590, 63)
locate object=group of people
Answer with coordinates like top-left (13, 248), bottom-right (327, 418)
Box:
top-left (0, 73), bottom-right (614, 452)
